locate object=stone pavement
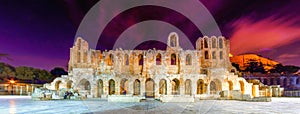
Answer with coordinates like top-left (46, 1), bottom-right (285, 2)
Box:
top-left (0, 96), bottom-right (300, 114)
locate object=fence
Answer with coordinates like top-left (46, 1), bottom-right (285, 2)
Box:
top-left (284, 91), bottom-right (300, 97)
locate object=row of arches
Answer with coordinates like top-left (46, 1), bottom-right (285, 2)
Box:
top-left (262, 77), bottom-right (300, 87)
top-left (197, 37), bottom-right (224, 50)
top-left (55, 78), bottom-right (246, 97)
top-left (204, 51), bottom-right (223, 60)
top-left (104, 53), bottom-right (195, 66)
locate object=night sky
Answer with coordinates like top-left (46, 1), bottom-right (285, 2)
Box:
top-left (1, 0), bottom-right (300, 70)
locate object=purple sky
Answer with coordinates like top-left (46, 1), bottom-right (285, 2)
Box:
top-left (0, 0), bottom-right (300, 70)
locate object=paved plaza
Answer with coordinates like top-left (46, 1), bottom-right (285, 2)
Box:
top-left (0, 96), bottom-right (299, 114)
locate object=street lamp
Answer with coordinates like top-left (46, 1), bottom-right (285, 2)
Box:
top-left (9, 79), bottom-right (15, 95)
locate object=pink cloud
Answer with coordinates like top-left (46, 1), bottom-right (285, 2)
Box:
top-left (230, 16), bottom-right (300, 55)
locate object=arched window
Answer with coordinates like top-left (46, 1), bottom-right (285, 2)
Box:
top-left (124, 54), bottom-right (129, 65)
top-left (204, 38), bottom-right (208, 48)
top-left (212, 51), bottom-right (216, 59)
top-left (219, 51), bottom-right (223, 59)
top-left (83, 52), bottom-right (88, 63)
top-left (108, 54), bottom-right (114, 66)
top-left (170, 34), bottom-right (177, 47)
top-left (156, 53), bottom-right (162, 65)
top-left (138, 54), bottom-right (143, 65)
top-left (219, 38), bottom-right (223, 48)
top-left (205, 51), bottom-right (209, 59)
top-left (186, 54), bottom-right (192, 65)
top-left (212, 38), bottom-right (216, 48)
top-left (171, 53), bottom-right (177, 65)
top-left (77, 52), bottom-right (81, 63)
top-left (200, 40), bottom-right (204, 49)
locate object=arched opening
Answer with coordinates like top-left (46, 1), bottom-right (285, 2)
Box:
top-left (109, 79), bottom-right (115, 95)
top-left (212, 51), bottom-right (216, 59)
top-left (277, 78), bottom-right (280, 85)
top-left (107, 54), bottom-right (114, 66)
top-left (219, 38), bottom-right (223, 48)
top-left (219, 51), bottom-right (223, 59)
top-left (138, 54), bottom-right (143, 65)
top-left (204, 38), bottom-right (208, 48)
top-left (55, 81), bottom-right (62, 91)
top-left (120, 78), bottom-right (129, 95)
top-left (78, 79), bottom-right (91, 95)
top-left (124, 54), bottom-right (129, 65)
top-left (210, 79), bottom-right (221, 95)
top-left (297, 78), bottom-right (300, 85)
top-left (159, 79), bottom-right (167, 95)
top-left (239, 81), bottom-right (245, 94)
top-left (172, 78), bottom-right (180, 95)
top-left (270, 78), bottom-right (274, 85)
top-left (228, 81), bottom-right (233, 91)
top-left (133, 79), bottom-right (140, 95)
top-left (185, 79), bottom-right (192, 95)
top-left (97, 79), bottom-right (103, 97)
top-left (83, 52), bottom-right (87, 63)
top-left (197, 79), bottom-right (205, 94)
top-left (170, 34), bottom-right (177, 47)
top-left (186, 54), bottom-right (192, 65)
top-left (212, 38), bottom-right (216, 48)
top-left (145, 78), bottom-right (155, 98)
top-left (66, 80), bottom-right (73, 89)
top-left (204, 51), bottom-right (209, 59)
top-left (156, 53), bottom-right (162, 65)
top-left (171, 53), bottom-right (177, 65)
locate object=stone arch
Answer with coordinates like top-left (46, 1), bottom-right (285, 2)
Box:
top-left (156, 53), bottom-right (162, 65)
top-left (66, 80), bottom-right (73, 89)
top-left (171, 53), bottom-right (177, 65)
top-left (159, 79), bottom-right (167, 95)
top-left (297, 78), bottom-right (300, 85)
top-left (120, 78), bottom-right (129, 95)
top-left (145, 78), bottom-right (155, 98)
top-left (186, 54), bottom-right (192, 65)
top-left (197, 79), bottom-right (205, 94)
top-left (138, 54), bottom-right (143, 65)
top-left (228, 81), bottom-right (233, 91)
top-left (219, 38), bottom-right (223, 48)
top-left (55, 80), bottom-right (62, 90)
top-left (78, 79), bottom-right (91, 90)
top-left (204, 51), bottom-right (209, 59)
top-left (212, 51), bottom-right (216, 59)
top-left (97, 79), bottom-right (103, 97)
top-left (107, 54), bottom-right (114, 66)
top-left (108, 79), bottom-right (115, 95)
top-left (210, 79), bottom-right (222, 94)
top-left (212, 37), bottom-right (217, 48)
top-left (133, 79), bottom-right (141, 95)
top-left (204, 38), bottom-right (208, 48)
top-left (219, 51), bottom-right (223, 59)
top-left (172, 78), bottom-right (180, 95)
top-left (185, 79), bottom-right (192, 95)
top-left (124, 54), bottom-right (129, 65)
top-left (239, 80), bottom-right (245, 94)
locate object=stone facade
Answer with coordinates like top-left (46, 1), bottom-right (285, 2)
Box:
top-left (45, 32), bottom-right (263, 102)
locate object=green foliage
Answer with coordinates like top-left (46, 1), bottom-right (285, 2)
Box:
top-left (0, 62), bottom-right (66, 83)
top-left (244, 61), bottom-right (266, 74)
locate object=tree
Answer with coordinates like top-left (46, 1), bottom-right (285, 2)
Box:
top-left (232, 63), bottom-right (241, 71)
top-left (0, 63), bottom-right (15, 79)
top-left (244, 61), bottom-right (265, 74)
top-left (50, 67), bottom-right (67, 77)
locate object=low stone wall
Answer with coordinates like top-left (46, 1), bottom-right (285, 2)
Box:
top-left (108, 95), bottom-right (145, 102)
top-left (284, 91), bottom-right (300, 97)
top-left (160, 95), bottom-right (195, 102)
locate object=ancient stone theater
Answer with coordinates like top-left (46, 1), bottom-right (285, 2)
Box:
top-left (45, 32), bottom-right (264, 102)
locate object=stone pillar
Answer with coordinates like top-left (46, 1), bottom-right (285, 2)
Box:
top-left (191, 81), bottom-right (197, 96)
top-left (252, 85), bottom-right (259, 97)
top-left (155, 82), bottom-right (159, 98)
top-left (128, 81), bottom-right (133, 95)
top-left (207, 83), bottom-right (210, 95)
top-left (103, 80), bottom-right (108, 97)
top-left (115, 81), bottom-right (120, 95)
top-left (141, 79), bottom-right (145, 97)
top-left (180, 83), bottom-right (184, 96)
top-left (20, 86), bottom-right (23, 95)
top-left (167, 80), bottom-right (172, 95)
